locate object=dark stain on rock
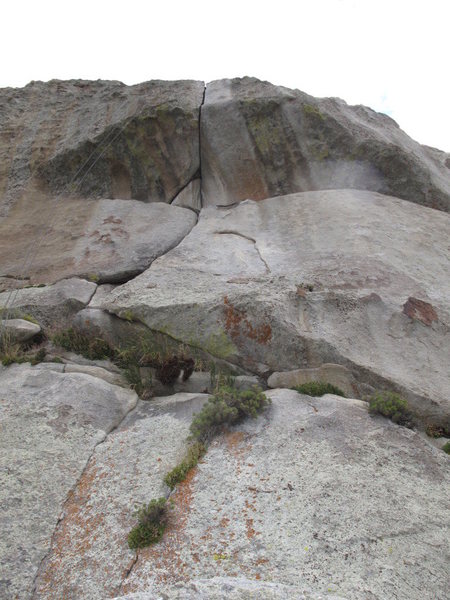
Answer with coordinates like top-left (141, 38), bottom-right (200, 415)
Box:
top-left (402, 297), bottom-right (438, 326)
top-left (223, 296), bottom-right (272, 345)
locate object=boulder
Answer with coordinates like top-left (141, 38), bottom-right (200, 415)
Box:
top-left (103, 190), bottom-right (450, 426)
top-left (201, 77), bottom-right (450, 211)
top-left (29, 390), bottom-right (450, 600)
top-left (0, 318), bottom-right (41, 343)
top-left (0, 199), bottom-right (197, 285)
top-left (0, 363), bottom-right (138, 600)
top-left (0, 277), bottom-right (96, 327)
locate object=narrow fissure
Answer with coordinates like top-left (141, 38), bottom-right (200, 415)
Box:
top-left (30, 397), bottom-right (140, 599)
top-left (215, 230), bottom-right (271, 273)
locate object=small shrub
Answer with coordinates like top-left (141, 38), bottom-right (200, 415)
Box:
top-left (190, 385), bottom-right (270, 442)
top-left (369, 391), bottom-right (410, 425)
top-left (127, 497), bottom-right (167, 550)
top-left (292, 381), bottom-right (346, 398)
top-left (425, 424), bottom-right (449, 438)
top-left (442, 441), bottom-right (450, 455)
top-left (155, 355), bottom-right (195, 385)
top-left (164, 442), bottom-right (206, 489)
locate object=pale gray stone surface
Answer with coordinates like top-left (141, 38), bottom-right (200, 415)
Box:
top-left (29, 390), bottom-right (449, 600)
top-left (104, 190), bottom-right (450, 426)
top-left (0, 277), bottom-right (96, 326)
top-left (114, 577), bottom-right (346, 599)
top-left (201, 77), bottom-right (450, 210)
top-left (64, 362), bottom-right (126, 386)
top-left (88, 284), bottom-right (117, 308)
top-left (0, 364), bottom-right (138, 600)
top-left (172, 179), bottom-right (202, 212)
top-left (0, 318), bottom-right (41, 342)
top-left (268, 364), bottom-right (357, 398)
top-left (70, 199), bottom-right (197, 283)
top-left (0, 200), bottom-right (197, 285)
top-left (33, 394), bottom-right (207, 599)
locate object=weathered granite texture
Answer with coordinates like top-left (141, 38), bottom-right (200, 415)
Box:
top-left (0, 318), bottom-right (41, 342)
top-left (201, 77), bottom-right (450, 210)
top-left (104, 189), bottom-right (450, 426)
top-left (29, 390), bottom-right (450, 600)
top-left (0, 79), bottom-right (204, 212)
top-left (0, 277), bottom-right (96, 326)
top-left (0, 199), bottom-right (197, 284)
top-left (0, 363), bottom-right (138, 600)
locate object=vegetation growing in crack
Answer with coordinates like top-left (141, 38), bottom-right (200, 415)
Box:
top-left (128, 382), bottom-right (270, 549)
top-left (292, 381), bottom-right (346, 398)
top-left (189, 384), bottom-right (270, 442)
top-left (368, 391), bottom-right (413, 426)
top-left (442, 441), bottom-right (450, 455)
top-left (425, 423), bottom-right (450, 438)
top-left (51, 327), bottom-right (196, 397)
top-left (127, 498), bottom-right (168, 550)
top-left (0, 328), bottom-right (47, 367)
top-left (164, 441), bottom-right (206, 490)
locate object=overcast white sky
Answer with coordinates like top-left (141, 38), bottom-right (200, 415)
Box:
top-left (2, 0), bottom-right (449, 151)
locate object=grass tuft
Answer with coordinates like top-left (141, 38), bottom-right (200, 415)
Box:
top-left (292, 381), bottom-right (346, 397)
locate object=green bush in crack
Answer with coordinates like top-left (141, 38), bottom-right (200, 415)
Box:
top-left (369, 391), bottom-right (411, 425)
top-left (292, 381), bottom-right (346, 397)
top-left (189, 385), bottom-right (270, 443)
top-left (164, 441), bottom-right (206, 490)
top-left (52, 328), bottom-right (115, 361)
top-left (127, 497), bottom-right (168, 549)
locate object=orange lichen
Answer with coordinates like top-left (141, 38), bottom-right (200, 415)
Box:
top-left (223, 296), bottom-right (272, 345)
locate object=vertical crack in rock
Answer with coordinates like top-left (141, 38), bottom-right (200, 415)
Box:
top-left (215, 230), bottom-right (271, 273)
top-left (117, 551), bottom-right (140, 593)
top-left (30, 396), bottom-right (139, 599)
top-left (198, 84), bottom-right (206, 210)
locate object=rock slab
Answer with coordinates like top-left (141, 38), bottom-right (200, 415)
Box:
top-left (0, 363), bottom-right (138, 600)
top-left (30, 390), bottom-right (450, 599)
top-left (104, 189), bottom-right (450, 426)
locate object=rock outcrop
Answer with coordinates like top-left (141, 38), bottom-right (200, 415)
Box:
top-left (0, 363), bottom-right (138, 600)
top-left (104, 189), bottom-right (450, 427)
top-left (0, 199), bottom-right (197, 284)
top-left (201, 78), bottom-right (450, 210)
top-left (1, 77), bottom-right (449, 600)
top-left (0, 277), bottom-right (96, 326)
top-left (0, 79), bottom-right (204, 212)
top-left (24, 389), bottom-right (450, 600)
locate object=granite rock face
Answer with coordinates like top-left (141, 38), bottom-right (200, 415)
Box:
top-left (0, 79), bottom-right (204, 213)
top-left (29, 390), bottom-right (450, 600)
top-left (0, 363), bottom-right (138, 600)
top-left (0, 277), bottom-right (96, 326)
top-left (0, 199), bottom-right (197, 284)
top-left (1, 77), bottom-right (449, 600)
top-left (104, 189), bottom-right (450, 426)
top-left (201, 77), bottom-right (450, 210)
